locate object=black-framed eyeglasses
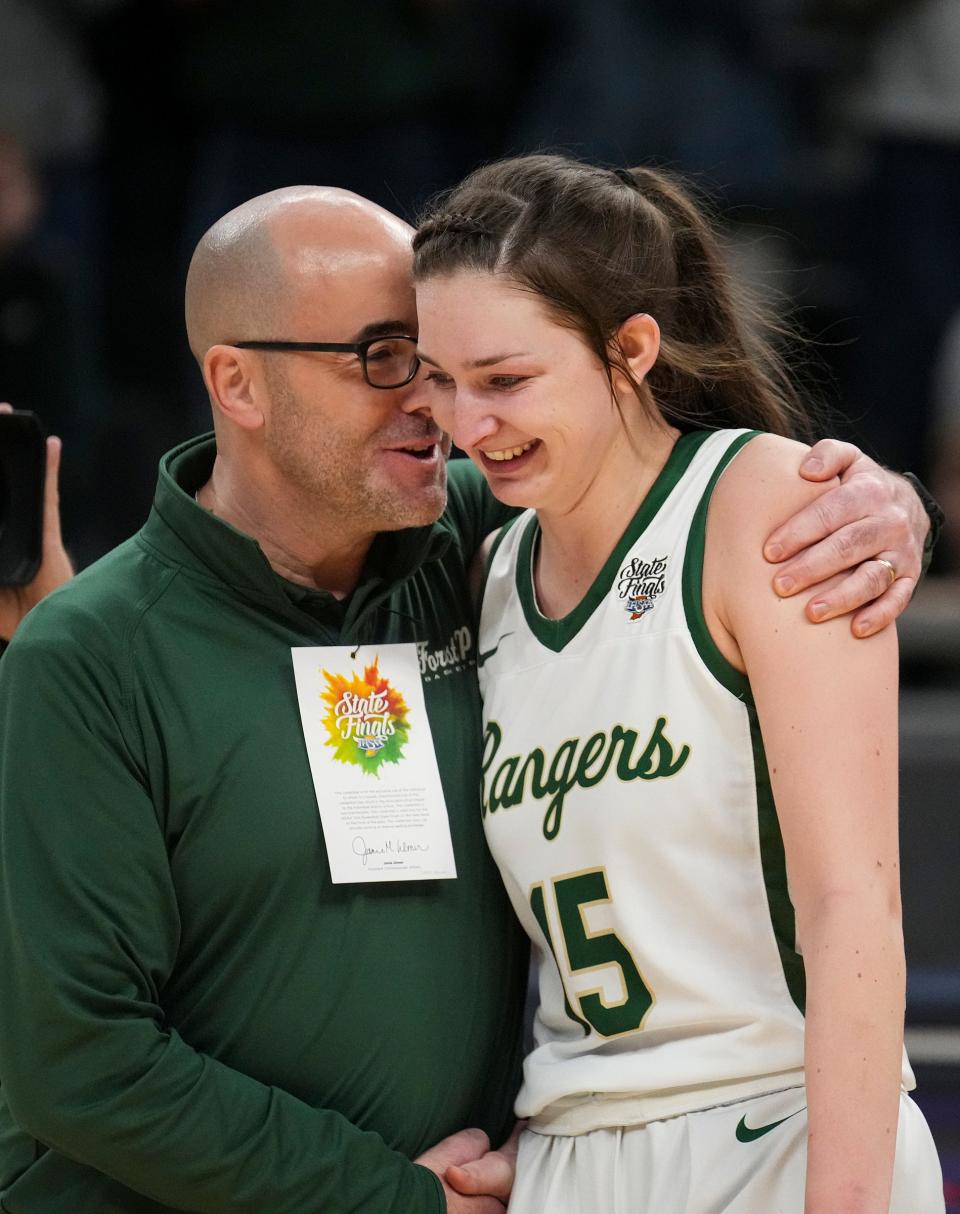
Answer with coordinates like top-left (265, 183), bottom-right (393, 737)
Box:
top-left (234, 335), bottom-right (420, 389)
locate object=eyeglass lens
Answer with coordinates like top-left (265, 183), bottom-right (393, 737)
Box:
top-left (364, 337), bottom-right (419, 387)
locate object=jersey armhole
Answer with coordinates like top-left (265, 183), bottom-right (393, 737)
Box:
top-left (474, 515), bottom-right (521, 607)
top-left (680, 431), bottom-right (758, 703)
top-left (682, 431), bottom-right (807, 1014)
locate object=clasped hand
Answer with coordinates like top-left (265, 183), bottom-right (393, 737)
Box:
top-left (416, 1122), bottom-right (524, 1212)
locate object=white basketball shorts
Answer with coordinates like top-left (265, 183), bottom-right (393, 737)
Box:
top-left (508, 1087), bottom-right (944, 1214)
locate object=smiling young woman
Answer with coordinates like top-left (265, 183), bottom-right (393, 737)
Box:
top-left (411, 155), bottom-right (945, 1214)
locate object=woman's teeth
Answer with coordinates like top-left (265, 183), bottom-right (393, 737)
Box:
top-left (485, 440), bottom-right (535, 462)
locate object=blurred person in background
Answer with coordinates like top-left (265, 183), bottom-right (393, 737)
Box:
top-left (842, 0), bottom-right (960, 482)
top-left (507, 0), bottom-right (797, 207)
top-left (78, 0), bottom-right (545, 548)
top-left (0, 0), bottom-right (112, 563)
top-left (171, 0), bottom-right (543, 421)
top-left (0, 403), bottom-right (73, 645)
top-left (0, 180), bottom-right (937, 1213)
top-left (929, 312), bottom-right (960, 574)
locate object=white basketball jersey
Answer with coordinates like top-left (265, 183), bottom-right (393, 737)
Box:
top-left (478, 429), bottom-right (914, 1134)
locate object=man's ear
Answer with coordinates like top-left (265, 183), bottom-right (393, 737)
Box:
top-left (203, 345), bottom-right (266, 431)
top-left (610, 313), bottom-right (660, 396)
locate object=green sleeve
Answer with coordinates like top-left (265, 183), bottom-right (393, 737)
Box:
top-left (444, 458), bottom-right (520, 561)
top-left (0, 633), bottom-right (444, 1214)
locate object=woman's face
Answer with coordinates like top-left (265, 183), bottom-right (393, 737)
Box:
top-left (414, 270), bottom-right (630, 514)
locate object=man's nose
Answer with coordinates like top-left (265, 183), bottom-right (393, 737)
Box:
top-left (397, 366), bottom-right (433, 416)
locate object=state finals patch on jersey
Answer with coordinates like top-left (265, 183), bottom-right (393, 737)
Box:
top-left (617, 554), bottom-right (668, 620)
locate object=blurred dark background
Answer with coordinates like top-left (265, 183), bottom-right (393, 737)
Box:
top-left (2, 0), bottom-right (959, 569)
top-left (1, 0), bottom-right (958, 1202)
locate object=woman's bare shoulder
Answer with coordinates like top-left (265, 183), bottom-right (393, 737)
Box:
top-left (710, 432), bottom-right (839, 556)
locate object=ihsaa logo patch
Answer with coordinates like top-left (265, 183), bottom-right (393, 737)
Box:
top-left (617, 555), bottom-right (668, 620)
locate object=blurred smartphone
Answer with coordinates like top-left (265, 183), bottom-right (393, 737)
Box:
top-left (0, 410), bottom-right (46, 586)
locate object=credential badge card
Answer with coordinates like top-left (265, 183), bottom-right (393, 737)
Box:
top-left (292, 644), bottom-right (457, 883)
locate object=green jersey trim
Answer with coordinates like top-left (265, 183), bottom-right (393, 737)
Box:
top-left (749, 701), bottom-right (807, 1013)
top-left (515, 430), bottom-right (714, 653)
top-left (679, 429), bottom-right (805, 1015)
top-left (679, 430), bottom-right (757, 701)
top-left (484, 516), bottom-right (521, 587)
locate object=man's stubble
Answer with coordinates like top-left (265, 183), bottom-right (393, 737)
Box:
top-left (263, 360), bottom-right (447, 535)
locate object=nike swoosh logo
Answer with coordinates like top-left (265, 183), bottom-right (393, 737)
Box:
top-left (735, 1107), bottom-right (805, 1143)
top-left (477, 632), bottom-right (514, 668)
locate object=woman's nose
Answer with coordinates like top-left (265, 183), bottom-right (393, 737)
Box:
top-left (450, 395), bottom-right (500, 452)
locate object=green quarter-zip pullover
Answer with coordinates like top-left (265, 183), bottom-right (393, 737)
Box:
top-left (0, 435), bottom-right (527, 1213)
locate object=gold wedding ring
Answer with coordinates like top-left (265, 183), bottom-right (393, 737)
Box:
top-left (875, 557), bottom-right (897, 587)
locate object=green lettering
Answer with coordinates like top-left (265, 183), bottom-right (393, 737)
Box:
top-left (508, 750), bottom-right (545, 809)
top-left (611, 725), bottom-right (640, 782)
top-left (631, 716), bottom-right (690, 780)
top-left (542, 738), bottom-right (578, 840)
top-left (484, 716), bottom-right (690, 839)
top-left (480, 720), bottom-right (502, 816)
top-left (490, 756), bottom-right (520, 811)
top-left (575, 731), bottom-right (608, 788)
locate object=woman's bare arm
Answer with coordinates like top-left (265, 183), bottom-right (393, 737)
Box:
top-left (706, 434), bottom-right (904, 1214)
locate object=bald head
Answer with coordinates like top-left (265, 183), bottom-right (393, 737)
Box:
top-left (184, 186), bottom-right (414, 364)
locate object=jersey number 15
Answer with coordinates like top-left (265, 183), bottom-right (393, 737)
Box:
top-left (530, 868), bottom-right (653, 1039)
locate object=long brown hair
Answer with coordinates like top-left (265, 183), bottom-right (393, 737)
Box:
top-left (412, 154), bottom-right (813, 439)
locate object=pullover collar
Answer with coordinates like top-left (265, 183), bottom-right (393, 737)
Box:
top-left (139, 434), bottom-right (452, 638)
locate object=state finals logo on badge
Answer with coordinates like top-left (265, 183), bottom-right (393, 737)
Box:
top-left (320, 659), bottom-right (410, 775)
top-left (617, 554), bottom-right (668, 620)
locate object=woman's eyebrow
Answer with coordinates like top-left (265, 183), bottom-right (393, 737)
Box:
top-left (417, 350), bottom-right (531, 368)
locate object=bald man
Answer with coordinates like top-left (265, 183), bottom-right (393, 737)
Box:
top-left (0, 186), bottom-right (936, 1214)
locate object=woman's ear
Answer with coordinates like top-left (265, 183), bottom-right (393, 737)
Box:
top-left (610, 313), bottom-right (660, 395)
top-left (203, 346), bottom-right (266, 432)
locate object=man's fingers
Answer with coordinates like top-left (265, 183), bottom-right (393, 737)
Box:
top-left (799, 438), bottom-right (864, 481)
top-left (442, 1187), bottom-right (506, 1214)
top-left (415, 1127), bottom-right (490, 1173)
top-left (850, 576), bottom-right (916, 638)
top-left (445, 1164), bottom-right (483, 1196)
top-left (445, 1154), bottom-right (514, 1202)
top-left (764, 479), bottom-right (881, 565)
top-left (798, 558), bottom-right (916, 626)
top-left (771, 516), bottom-right (892, 595)
top-left (42, 436), bottom-right (64, 548)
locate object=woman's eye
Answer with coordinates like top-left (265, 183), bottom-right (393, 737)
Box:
top-left (489, 376), bottom-right (527, 390)
top-left (425, 371), bottom-right (454, 387)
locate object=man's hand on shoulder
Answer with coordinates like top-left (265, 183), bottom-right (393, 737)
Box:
top-left (416, 1126), bottom-right (516, 1212)
top-left (0, 406), bottom-right (74, 642)
top-left (761, 438), bottom-right (929, 638)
